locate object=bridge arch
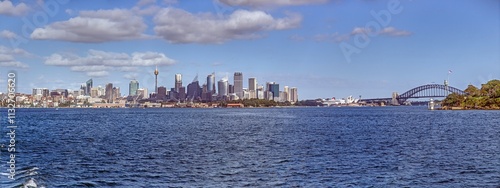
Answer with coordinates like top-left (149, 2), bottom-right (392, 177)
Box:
top-left (397, 84), bottom-right (466, 102)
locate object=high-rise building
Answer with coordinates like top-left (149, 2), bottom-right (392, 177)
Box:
top-left (234, 72), bottom-right (243, 99)
top-left (136, 88), bottom-right (148, 99)
top-left (129, 79), bottom-right (139, 96)
top-left (284, 86), bottom-right (290, 102)
top-left (290, 87), bottom-right (298, 103)
top-left (248, 77), bottom-right (257, 99)
top-left (154, 66), bottom-right (159, 94)
top-left (175, 74), bottom-right (182, 93)
top-left (218, 79), bottom-right (228, 97)
top-left (157, 86), bottom-right (167, 101)
top-left (269, 82), bottom-right (280, 101)
top-left (32, 88), bottom-right (50, 97)
top-left (178, 87), bottom-right (186, 102)
top-left (112, 87), bottom-right (120, 100)
top-left (97, 86), bottom-right (105, 97)
top-left (187, 81), bottom-right (201, 101)
top-left (91, 87), bottom-right (99, 98)
top-left (105, 83), bottom-right (113, 103)
top-left (86, 79), bottom-right (93, 96)
top-left (228, 84), bottom-right (234, 94)
top-left (207, 73), bottom-right (215, 94)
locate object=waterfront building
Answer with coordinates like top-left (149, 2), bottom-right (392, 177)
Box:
top-left (234, 72), bottom-right (243, 99)
top-left (129, 79), bottom-right (139, 96)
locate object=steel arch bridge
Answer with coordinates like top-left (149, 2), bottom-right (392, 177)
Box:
top-left (397, 84), bottom-right (466, 103)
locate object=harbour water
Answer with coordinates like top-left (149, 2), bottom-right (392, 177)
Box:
top-left (1, 107), bottom-right (499, 187)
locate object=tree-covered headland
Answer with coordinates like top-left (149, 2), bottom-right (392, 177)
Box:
top-left (442, 80), bottom-right (500, 110)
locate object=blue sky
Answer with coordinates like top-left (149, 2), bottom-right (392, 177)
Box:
top-left (0, 0), bottom-right (498, 99)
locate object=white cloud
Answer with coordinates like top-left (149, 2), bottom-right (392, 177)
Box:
top-left (123, 73), bottom-right (139, 80)
top-left (87, 71), bottom-right (109, 77)
top-left (154, 8), bottom-right (302, 44)
top-left (314, 32), bottom-right (349, 43)
top-left (0, 61), bottom-right (29, 68)
top-left (379, 27), bottom-right (412, 37)
top-left (0, 30), bottom-right (18, 39)
top-left (0, 1), bottom-right (29, 16)
top-left (350, 27), bottom-right (412, 37)
top-left (137, 0), bottom-right (156, 6)
top-left (44, 49), bottom-right (175, 77)
top-left (0, 46), bottom-right (30, 68)
top-left (219, 0), bottom-right (329, 7)
top-left (31, 9), bottom-right (149, 43)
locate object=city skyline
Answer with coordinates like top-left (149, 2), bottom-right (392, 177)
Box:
top-left (0, 0), bottom-right (498, 99)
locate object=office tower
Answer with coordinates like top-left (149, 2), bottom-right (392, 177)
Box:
top-left (136, 88), bottom-right (148, 98)
top-left (229, 84), bottom-right (234, 94)
top-left (175, 74), bottom-right (182, 93)
top-left (201, 84), bottom-right (208, 101)
top-left (91, 87), bottom-right (99, 98)
top-left (154, 66), bottom-right (159, 94)
top-left (187, 81), bottom-right (201, 101)
top-left (112, 87), bottom-right (120, 100)
top-left (97, 86), bottom-right (105, 97)
top-left (86, 79), bottom-right (93, 96)
top-left (248, 77), bottom-right (257, 99)
top-left (105, 83), bottom-right (113, 103)
top-left (207, 73), bottom-right (215, 94)
top-left (218, 79), bottom-right (228, 97)
top-left (234, 72), bottom-right (243, 99)
top-left (290, 87), bottom-right (298, 103)
top-left (32, 88), bottom-right (49, 97)
top-left (268, 82), bottom-right (279, 101)
top-left (284, 86), bottom-right (290, 102)
top-left (129, 79), bottom-right (139, 96)
top-left (157, 86), bottom-right (167, 101)
top-left (178, 87), bottom-right (186, 102)
top-left (257, 85), bottom-right (264, 99)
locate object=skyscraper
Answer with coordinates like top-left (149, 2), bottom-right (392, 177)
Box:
top-left (269, 82), bottom-right (280, 101)
top-left (284, 86), bottom-right (290, 102)
top-left (207, 73), bottom-right (215, 93)
top-left (248, 77), bottom-right (257, 99)
top-left (218, 79), bottom-right (228, 97)
top-left (290, 87), bottom-right (298, 103)
top-left (234, 72), bottom-right (243, 99)
top-left (105, 83), bottom-right (113, 103)
top-left (129, 79), bottom-right (139, 96)
top-left (186, 81), bottom-right (200, 101)
top-left (154, 66), bottom-right (159, 94)
top-left (85, 79), bottom-right (93, 96)
top-left (157, 86), bottom-right (167, 101)
top-left (113, 87), bottom-right (120, 100)
top-left (175, 74), bottom-right (182, 93)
